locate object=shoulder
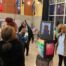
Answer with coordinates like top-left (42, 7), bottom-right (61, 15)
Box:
top-left (10, 38), bottom-right (24, 48)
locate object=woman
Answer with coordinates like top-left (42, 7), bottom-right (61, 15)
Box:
top-left (5, 17), bottom-right (17, 32)
top-left (56, 24), bottom-right (66, 66)
top-left (54, 22), bottom-right (60, 43)
top-left (18, 20), bottom-right (34, 56)
top-left (0, 26), bottom-right (25, 66)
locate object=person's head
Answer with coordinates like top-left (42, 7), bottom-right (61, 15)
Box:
top-left (1, 26), bottom-right (16, 41)
top-left (5, 17), bottom-right (17, 32)
top-left (44, 25), bottom-right (49, 31)
top-left (22, 20), bottom-right (27, 27)
top-left (58, 24), bottom-right (65, 33)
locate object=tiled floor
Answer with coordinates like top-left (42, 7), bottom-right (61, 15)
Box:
top-left (25, 43), bottom-right (64, 66)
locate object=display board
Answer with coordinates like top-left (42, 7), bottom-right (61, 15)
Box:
top-left (40, 21), bottom-right (53, 40)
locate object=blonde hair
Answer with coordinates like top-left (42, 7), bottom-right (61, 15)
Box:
top-left (57, 24), bottom-right (65, 33)
top-left (1, 26), bottom-right (16, 41)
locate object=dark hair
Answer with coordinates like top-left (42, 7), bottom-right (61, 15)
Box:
top-left (2, 42), bottom-right (12, 50)
top-left (1, 26), bottom-right (14, 50)
top-left (5, 17), bottom-right (13, 22)
top-left (5, 17), bottom-right (17, 32)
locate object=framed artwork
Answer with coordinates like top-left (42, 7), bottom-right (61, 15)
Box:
top-left (40, 21), bottom-right (54, 40)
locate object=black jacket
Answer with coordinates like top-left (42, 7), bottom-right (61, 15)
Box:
top-left (18, 24), bottom-right (34, 42)
top-left (0, 39), bottom-right (25, 66)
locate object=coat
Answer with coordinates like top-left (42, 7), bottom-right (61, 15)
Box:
top-left (0, 39), bottom-right (25, 66)
top-left (18, 24), bottom-right (34, 43)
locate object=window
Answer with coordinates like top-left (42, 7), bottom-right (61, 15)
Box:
top-left (49, 16), bottom-right (54, 21)
top-left (56, 4), bottom-right (64, 15)
top-left (49, 5), bottom-right (55, 15)
top-left (56, 16), bottom-right (63, 23)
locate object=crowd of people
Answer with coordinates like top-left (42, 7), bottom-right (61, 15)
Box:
top-left (0, 17), bottom-right (66, 66)
top-left (54, 22), bottom-right (66, 66)
top-left (0, 17), bottom-right (34, 66)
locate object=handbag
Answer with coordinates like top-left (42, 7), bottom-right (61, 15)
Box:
top-left (44, 40), bottom-right (54, 58)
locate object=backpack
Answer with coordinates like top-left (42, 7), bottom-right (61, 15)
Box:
top-left (44, 40), bottom-right (55, 58)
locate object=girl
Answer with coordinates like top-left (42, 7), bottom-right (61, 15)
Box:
top-left (56, 24), bottom-right (66, 66)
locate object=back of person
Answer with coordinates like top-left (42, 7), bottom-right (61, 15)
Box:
top-left (0, 26), bottom-right (25, 66)
top-left (0, 39), bottom-right (24, 66)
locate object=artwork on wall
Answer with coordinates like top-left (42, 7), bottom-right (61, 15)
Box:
top-left (40, 21), bottom-right (54, 40)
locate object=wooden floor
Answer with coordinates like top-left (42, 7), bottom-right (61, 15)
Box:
top-left (25, 42), bottom-right (64, 66)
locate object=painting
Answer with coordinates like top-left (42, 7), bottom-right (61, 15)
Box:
top-left (40, 21), bottom-right (54, 40)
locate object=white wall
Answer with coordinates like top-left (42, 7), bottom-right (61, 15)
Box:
top-left (0, 13), bottom-right (42, 30)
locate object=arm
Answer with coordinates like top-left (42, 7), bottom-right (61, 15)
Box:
top-left (18, 24), bottom-right (22, 33)
top-left (28, 26), bottom-right (34, 42)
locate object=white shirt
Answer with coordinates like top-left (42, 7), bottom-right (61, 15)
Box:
top-left (57, 34), bottom-right (65, 56)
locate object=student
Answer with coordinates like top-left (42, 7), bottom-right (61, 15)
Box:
top-left (54, 22), bottom-right (60, 43)
top-left (0, 26), bottom-right (25, 66)
top-left (5, 17), bottom-right (17, 32)
top-left (56, 25), bottom-right (66, 66)
top-left (18, 20), bottom-right (34, 56)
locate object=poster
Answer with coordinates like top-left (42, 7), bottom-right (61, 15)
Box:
top-left (41, 22), bottom-right (51, 35)
top-left (16, 0), bottom-right (21, 14)
top-left (36, 38), bottom-right (44, 57)
top-left (40, 21), bottom-right (54, 40)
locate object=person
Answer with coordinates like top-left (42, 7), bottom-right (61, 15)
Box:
top-left (5, 17), bottom-right (17, 32)
top-left (56, 24), bottom-right (66, 66)
top-left (18, 20), bottom-right (34, 56)
top-left (0, 26), bottom-right (25, 66)
top-left (54, 22), bottom-right (60, 43)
